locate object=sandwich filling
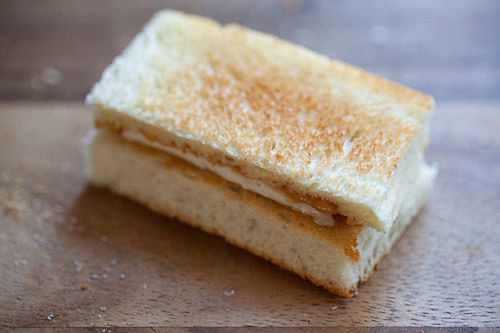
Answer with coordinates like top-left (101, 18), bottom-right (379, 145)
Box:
top-left (122, 130), bottom-right (339, 226)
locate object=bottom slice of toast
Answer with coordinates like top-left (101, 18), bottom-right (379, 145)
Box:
top-left (84, 129), bottom-right (436, 297)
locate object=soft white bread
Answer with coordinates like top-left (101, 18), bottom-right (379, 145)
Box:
top-left (86, 10), bottom-right (435, 232)
top-left (84, 129), bottom-right (436, 297)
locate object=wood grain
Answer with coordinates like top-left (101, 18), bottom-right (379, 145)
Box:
top-left (0, 0), bottom-right (499, 101)
top-left (0, 101), bottom-right (499, 329)
top-left (1, 328), bottom-right (497, 333)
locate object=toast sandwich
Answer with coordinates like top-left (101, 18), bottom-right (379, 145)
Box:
top-left (85, 10), bottom-right (437, 296)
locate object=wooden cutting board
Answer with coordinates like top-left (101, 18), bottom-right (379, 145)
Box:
top-left (0, 101), bottom-right (499, 329)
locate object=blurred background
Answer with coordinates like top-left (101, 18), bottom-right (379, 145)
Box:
top-left (0, 0), bottom-right (499, 101)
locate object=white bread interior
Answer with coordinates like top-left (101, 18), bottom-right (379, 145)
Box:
top-left (86, 10), bottom-right (436, 232)
top-left (84, 129), bottom-right (436, 297)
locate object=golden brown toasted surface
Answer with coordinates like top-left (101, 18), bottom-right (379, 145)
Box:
top-left (89, 10), bottom-right (432, 178)
top-left (87, 10), bottom-right (434, 230)
top-left (139, 18), bottom-right (430, 181)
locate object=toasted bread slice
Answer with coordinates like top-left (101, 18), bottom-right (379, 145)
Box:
top-left (84, 129), bottom-right (436, 297)
top-left (86, 10), bottom-right (435, 232)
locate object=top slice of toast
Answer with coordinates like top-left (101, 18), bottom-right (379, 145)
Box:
top-left (86, 10), bottom-right (435, 232)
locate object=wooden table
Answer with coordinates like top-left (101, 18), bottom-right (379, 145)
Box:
top-left (1, 0), bottom-right (499, 330)
top-left (1, 101), bottom-right (499, 330)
